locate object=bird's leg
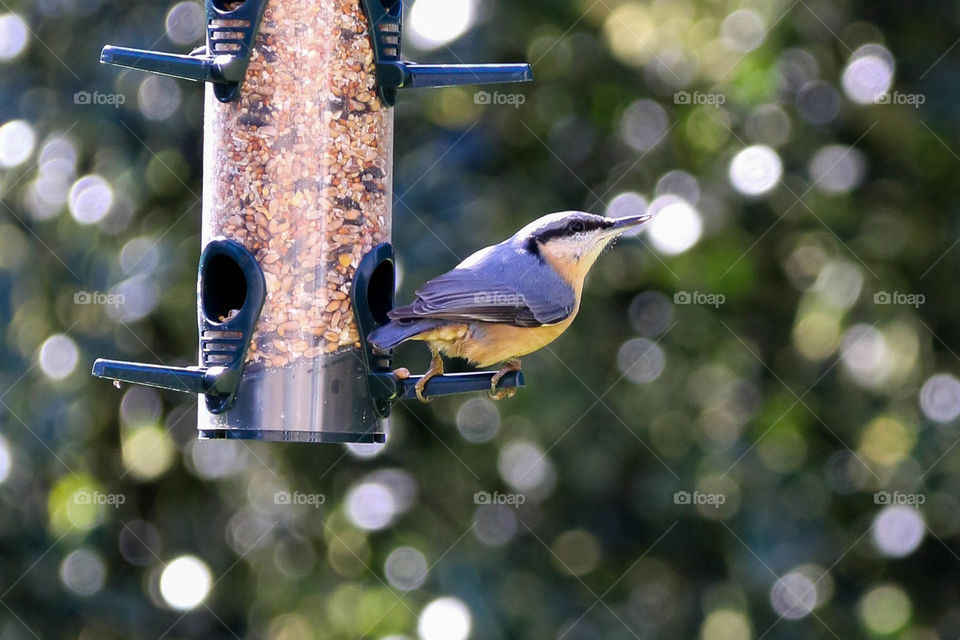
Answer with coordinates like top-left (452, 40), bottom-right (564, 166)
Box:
top-left (489, 358), bottom-right (522, 400)
top-left (414, 345), bottom-right (445, 403)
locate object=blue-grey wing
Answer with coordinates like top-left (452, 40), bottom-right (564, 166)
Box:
top-left (389, 244), bottom-right (575, 327)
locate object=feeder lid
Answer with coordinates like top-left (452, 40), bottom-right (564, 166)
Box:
top-left (98, 0), bottom-right (532, 105)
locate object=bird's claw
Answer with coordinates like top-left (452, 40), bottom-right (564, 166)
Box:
top-left (414, 379), bottom-right (432, 403)
top-left (488, 386), bottom-right (516, 401)
top-left (413, 348), bottom-right (444, 403)
top-left (488, 358), bottom-right (521, 400)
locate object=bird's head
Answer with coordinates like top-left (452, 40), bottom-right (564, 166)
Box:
top-left (516, 210), bottom-right (652, 285)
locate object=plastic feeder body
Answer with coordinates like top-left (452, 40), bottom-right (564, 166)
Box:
top-left (199, 0), bottom-right (392, 442)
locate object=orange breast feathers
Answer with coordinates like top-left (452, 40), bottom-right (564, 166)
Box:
top-left (409, 314), bottom-right (577, 368)
top-left (460, 318), bottom-right (577, 367)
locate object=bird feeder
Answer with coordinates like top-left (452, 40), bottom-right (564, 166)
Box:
top-left (92, 0), bottom-right (530, 442)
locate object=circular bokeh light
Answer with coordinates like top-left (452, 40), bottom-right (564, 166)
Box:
top-left (39, 334), bottom-right (79, 380)
top-left (408, 0), bottom-right (474, 50)
top-left (872, 505), bottom-right (925, 557)
top-left (0, 120), bottom-right (35, 168)
top-left (646, 196), bottom-right (703, 255)
top-left (919, 373), bottom-right (960, 423)
top-left (418, 597), bottom-right (472, 640)
top-left (729, 145), bottom-right (782, 196)
top-left (0, 13), bottom-right (28, 61)
top-left (159, 555), bottom-right (212, 610)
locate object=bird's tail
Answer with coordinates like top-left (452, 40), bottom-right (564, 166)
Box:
top-left (368, 318), bottom-right (445, 350)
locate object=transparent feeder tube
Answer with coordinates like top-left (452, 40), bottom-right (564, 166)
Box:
top-left (199, 0), bottom-right (392, 441)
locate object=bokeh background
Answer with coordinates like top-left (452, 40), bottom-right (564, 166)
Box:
top-left (2, 0), bottom-right (960, 638)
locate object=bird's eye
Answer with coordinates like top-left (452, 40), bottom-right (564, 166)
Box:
top-left (570, 221), bottom-right (585, 233)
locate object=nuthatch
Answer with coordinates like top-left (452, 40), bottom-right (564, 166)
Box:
top-left (368, 211), bottom-right (653, 401)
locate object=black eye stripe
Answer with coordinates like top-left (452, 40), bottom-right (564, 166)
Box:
top-left (534, 217), bottom-right (611, 243)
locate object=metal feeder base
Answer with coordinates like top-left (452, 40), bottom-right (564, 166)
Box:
top-left (198, 348), bottom-right (385, 443)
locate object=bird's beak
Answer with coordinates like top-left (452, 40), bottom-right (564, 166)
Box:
top-left (606, 213), bottom-right (653, 236)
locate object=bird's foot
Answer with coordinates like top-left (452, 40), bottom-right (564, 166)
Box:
top-left (415, 348), bottom-right (445, 403)
top-left (414, 378), bottom-right (432, 403)
top-left (488, 358), bottom-right (521, 400)
top-left (488, 387), bottom-right (517, 401)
